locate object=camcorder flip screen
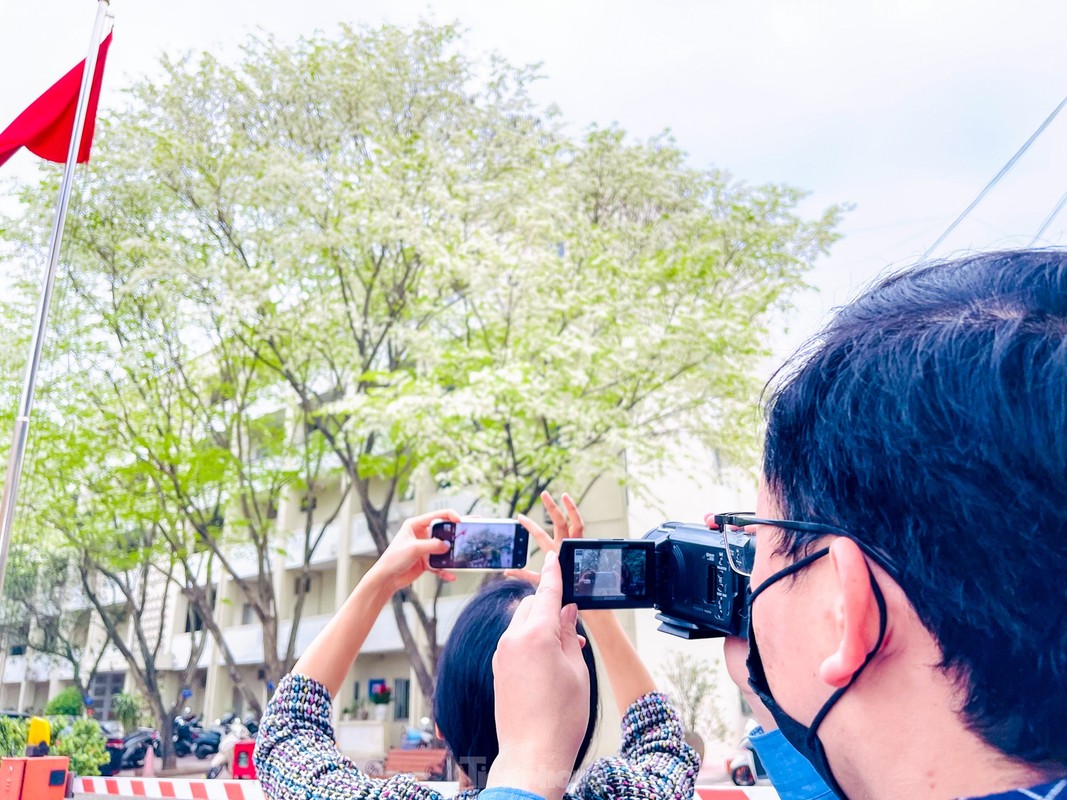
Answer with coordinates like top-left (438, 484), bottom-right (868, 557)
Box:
top-left (562, 541), bottom-right (655, 609)
top-left (560, 522), bottom-right (753, 639)
top-left (429, 518), bottom-right (529, 570)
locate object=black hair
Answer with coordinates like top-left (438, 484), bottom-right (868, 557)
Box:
top-left (762, 249), bottom-right (1067, 768)
top-left (433, 579), bottom-right (600, 789)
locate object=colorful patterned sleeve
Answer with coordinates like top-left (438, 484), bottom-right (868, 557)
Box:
top-left (254, 673), bottom-right (444, 800)
top-left (572, 692), bottom-right (700, 800)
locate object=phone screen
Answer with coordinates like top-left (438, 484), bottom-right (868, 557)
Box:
top-left (429, 520), bottom-right (529, 570)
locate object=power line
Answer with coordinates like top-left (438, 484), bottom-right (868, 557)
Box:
top-left (1029, 189), bottom-right (1067, 245)
top-left (922, 94), bottom-right (1067, 260)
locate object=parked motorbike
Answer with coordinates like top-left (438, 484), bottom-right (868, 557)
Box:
top-left (205, 717), bottom-right (253, 779)
top-left (173, 714), bottom-right (202, 758)
top-left (194, 726), bottom-right (221, 760)
top-left (102, 727), bottom-right (161, 775)
top-left (727, 734), bottom-right (768, 787)
top-left (400, 717), bottom-right (436, 749)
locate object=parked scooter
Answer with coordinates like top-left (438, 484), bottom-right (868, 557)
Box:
top-left (173, 714), bottom-right (202, 758)
top-left (102, 727), bottom-right (160, 775)
top-left (205, 717), bottom-right (254, 779)
top-left (194, 724), bottom-right (222, 760)
top-left (400, 717), bottom-right (436, 749)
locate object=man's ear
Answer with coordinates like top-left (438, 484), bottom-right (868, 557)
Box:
top-left (820, 537), bottom-right (881, 687)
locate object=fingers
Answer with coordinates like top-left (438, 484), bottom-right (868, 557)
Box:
top-left (428, 568), bottom-right (457, 583)
top-left (561, 493), bottom-right (583, 537)
top-left (517, 513), bottom-right (554, 553)
top-left (408, 509), bottom-right (461, 538)
top-left (503, 567), bottom-right (541, 587)
top-left (414, 538), bottom-right (450, 555)
top-left (528, 551), bottom-right (564, 629)
top-left (559, 603), bottom-right (582, 657)
top-left (510, 594), bottom-right (535, 629)
top-left (542, 491), bottom-right (569, 536)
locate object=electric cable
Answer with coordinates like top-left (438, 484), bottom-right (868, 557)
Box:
top-left (1029, 189), bottom-right (1067, 246)
top-left (922, 94), bottom-right (1067, 260)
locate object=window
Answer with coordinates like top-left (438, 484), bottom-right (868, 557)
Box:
top-left (184, 590), bottom-right (215, 633)
top-left (89, 672), bottom-right (126, 720)
top-left (241, 604), bottom-right (255, 625)
top-left (393, 678), bottom-right (410, 721)
top-left (294, 575), bottom-right (312, 595)
top-left (184, 604), bottom-right (205, 633)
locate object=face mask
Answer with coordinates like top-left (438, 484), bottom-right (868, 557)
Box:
top-left (746, 546), bottom-right (887, 800)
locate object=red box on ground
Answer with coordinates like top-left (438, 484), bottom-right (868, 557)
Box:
top-left (231, 741), bottom-right (257, 780)
top-left (0, 756), bottom-right (69, 800)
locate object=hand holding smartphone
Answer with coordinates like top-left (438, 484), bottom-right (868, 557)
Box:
top-left (429, 517), bottom-right (530, 570)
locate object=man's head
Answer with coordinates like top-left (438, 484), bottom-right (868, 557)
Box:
top-left (433, 578), bottom-right (599, 790)
top-left (758, 251), bottom-right (1067, 776)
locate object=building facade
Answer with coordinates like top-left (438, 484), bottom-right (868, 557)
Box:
top-left (0, 454), bottom-right (755, 767)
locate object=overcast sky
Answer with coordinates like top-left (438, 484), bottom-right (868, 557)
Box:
top-left (3, 0), bottom-right (1067, 361)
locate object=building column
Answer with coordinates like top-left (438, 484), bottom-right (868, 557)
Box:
top-left (47, 672), bottom-right (64, 700)
top-left (334, 479), bottom-right (354, 609)
top-left (270, 492), bottom-right (292, 706)
top-left (202, 564), bottom-right (228, 721)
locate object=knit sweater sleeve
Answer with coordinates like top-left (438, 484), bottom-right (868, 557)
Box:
top-left (255, 673), bottom-right (444, 800)
top-left (573, 692), bottom-right (700, 800)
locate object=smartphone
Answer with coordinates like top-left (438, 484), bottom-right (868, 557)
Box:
top-left (429, 518), bottom-right (530, 570)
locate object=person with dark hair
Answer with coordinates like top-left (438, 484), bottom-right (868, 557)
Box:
top-left (706, 250), bottom-right (1067, 800)
top-left (432, 578), bottom-right (599, 790)
top-left (255, 495), bottom-right (699, 800)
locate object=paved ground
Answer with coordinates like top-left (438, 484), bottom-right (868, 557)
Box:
top-left (114, 753), bottom-right (211, 778)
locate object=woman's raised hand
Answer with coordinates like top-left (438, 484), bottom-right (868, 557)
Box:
top-left (505, 491), bottom-right (583, 586)
top-left (368, 509), bottom-right (461, 594)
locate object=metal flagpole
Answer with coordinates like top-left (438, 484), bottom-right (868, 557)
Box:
top-left (0, 0), bottom-right (112, 599)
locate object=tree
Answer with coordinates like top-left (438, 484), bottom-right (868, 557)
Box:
top-left (0, 543), bottom-right (107, 700)
top-left (420, 126), bottom-right (842, 517)
top-left (110, 691), bottom-right (144, 733)
top-left (0, 20), bottom-right (841, 711)
top-left (44, 687), bottom-right (84, 716)
top-left (660, 651), bottom-right (729, 744)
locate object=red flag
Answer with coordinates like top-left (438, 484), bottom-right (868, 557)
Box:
top-left (0, 31), bottom-right (113, 168)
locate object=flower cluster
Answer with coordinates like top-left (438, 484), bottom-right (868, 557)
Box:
top-left (369, 684), bottom-right (392, 705)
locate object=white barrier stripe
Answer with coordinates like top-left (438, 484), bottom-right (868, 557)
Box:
top-left (74, 778), bottom-right (778, 799)
top-left (74, 776), bottom-right (267, 799)
top-left (696, 788), bottom-right (780, 799)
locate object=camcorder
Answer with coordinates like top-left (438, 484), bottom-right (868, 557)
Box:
top-left (559, 522), bottom-right (754, 639)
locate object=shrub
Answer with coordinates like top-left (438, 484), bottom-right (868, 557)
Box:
top-left (52, 718), bottom-right (109, 777)
top-left (44, 687), bottom-right (84, 716)
top-left (0, 718), bottom-right (27, 757)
